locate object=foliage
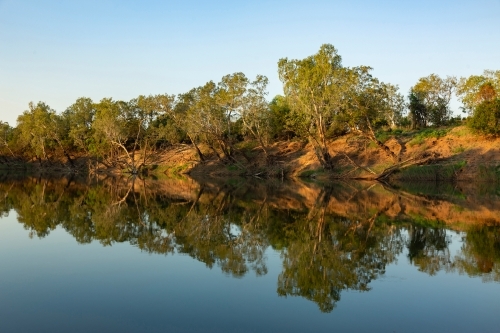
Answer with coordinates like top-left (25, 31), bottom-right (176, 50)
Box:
top-left (268, 95), bottom-right (294, 139)
top-left (15, 102), bottom-right (69, 161)
top-left (1, 177), bottom-right (500, 310)
top-left (62, 97), bottom-right (95, 152)
top-left (375, 130), bottom-right (392, 143)
top-left (478, 165), bottom-right (500, 183)
top-left (278, 44), bottom-right (403, 167)
top-left (240, 75), bottom-right (272, 156)
top-left (0, 121), bottom-right (15, 157)
top-left (409, 74), bottom-right (457, 128)
top-left (468, 98), bottom-right (500, 135)
top-left (457, 70), bottom-right (500, 113)
top-left (458, 72), bottom-right (500, 135)
top-left (408, 89), bottom-right (428, 128)
top-left (452, 145), bottom-right (466, 154)
top-left (408, 128), bottom-right (449, 146)
top-left (278, 44), bottom-right (352, 168)
top-left (0, 47), bottom-right (497, 176)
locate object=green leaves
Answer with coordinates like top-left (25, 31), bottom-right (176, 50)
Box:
top-left (410, 74), bottom-right (457, 127)
top-left (468, 98), bottom-right (500, 135)
top-left (63, 97), bottom-right (95, 152)
top-left (16, 102), bottom-right (59, 159)
top-left (459, 70), bottom-right (500, 135)
top-left (457, 70), bottom-right (500, 112)
top-left (278, 44), bottom-right (354, 167)
top-left (278, 44), bottom-right (403, 167)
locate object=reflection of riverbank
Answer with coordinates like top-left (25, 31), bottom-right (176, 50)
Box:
top-left (188, 176), bottom-right (500, 227)
top-left (1, 175), bottom-right (499, 228)
top-left (0, 175), bottom-right (499, 312)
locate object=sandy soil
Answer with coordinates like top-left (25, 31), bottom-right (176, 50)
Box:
top-left (177, 126), bottom-right (500, 181)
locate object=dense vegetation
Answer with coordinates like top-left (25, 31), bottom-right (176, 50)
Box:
top-left (0, 45), bottom-right (498, 174)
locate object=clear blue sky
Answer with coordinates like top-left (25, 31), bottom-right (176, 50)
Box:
top-left (1, 0), bottom-right (499, 126)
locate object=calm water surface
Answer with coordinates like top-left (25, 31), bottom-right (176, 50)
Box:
top-left (0, 177), bottom-right (499, 332)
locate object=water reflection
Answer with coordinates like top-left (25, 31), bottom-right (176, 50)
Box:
top-left (0, 175), bottom-right (499, 312)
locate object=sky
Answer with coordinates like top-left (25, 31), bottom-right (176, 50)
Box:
top-left (1, 0), bottom-right (499, 126)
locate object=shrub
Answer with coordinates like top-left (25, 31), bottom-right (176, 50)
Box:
top-left (468, 99), bottom-right (500, 135)
top-left (392, 129), bottom-right (404, 135)
top-left (408, 128), bottom-right (449, 146)
top-left (375, 130), bottom-right (391, 143)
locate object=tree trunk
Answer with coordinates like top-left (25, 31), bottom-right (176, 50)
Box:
top-left (365, 115), bottom-right (398, 161)
top-left (187, 134), bottom-right (205, 162)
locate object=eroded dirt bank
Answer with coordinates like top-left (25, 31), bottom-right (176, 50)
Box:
top-left (157, 126), bottom-right (500, 183)
top-left (2, 126), bottom-right (499, 184)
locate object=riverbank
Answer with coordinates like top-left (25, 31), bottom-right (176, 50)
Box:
top-left (159, 125), bottom-right (500, 183)
top-left (1, 125), bottom-right (499, 184)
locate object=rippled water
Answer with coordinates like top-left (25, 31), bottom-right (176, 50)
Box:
top-left (0, 176), bottom-right (499, 332)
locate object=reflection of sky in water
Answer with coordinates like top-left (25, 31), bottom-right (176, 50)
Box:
top-left (1, 208), bottom-right (500, 333)
top-left (230, 223), bottom-right (241, 238)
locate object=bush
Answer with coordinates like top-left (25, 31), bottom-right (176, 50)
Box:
top-left (408, 128), bottom-right (449, 146)
top-left (392, 129), bottom-right (404, 135)
top-left (446, 116), bottom-right (465, 126)
top-left (468, 99), bottom-right (500, 135)
top-left (375, 130), bottom-right (392, 143)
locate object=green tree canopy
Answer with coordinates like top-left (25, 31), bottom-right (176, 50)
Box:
top-left (411, 74), bottom-right (457, 127)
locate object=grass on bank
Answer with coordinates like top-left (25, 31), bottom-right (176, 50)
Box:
top-left (391, 160), bottom-right (467, 182)
top-left (408, 128), bottom-right (450, 146)
top-left (478, 165), bottom-right (500, 183)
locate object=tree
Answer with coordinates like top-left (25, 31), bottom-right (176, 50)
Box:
top-left (345, 68), bottom-right (401, 160)
top-left (63, 97), bottom-right (95, 153)
top-left (139, 94), bottom-right (185, 146)
top-left (457, 70), bottom-right (500, 113)
top-left (184, 75), bottom-right (251, 162)
top-left (171, 91), bottom-right (207, 161)
top-left (240, 75), bottom-right (271, 157)
top-left (16, 102), bottom-right (54, 161)
top-left (217, 72), bottom-right (248, 141)
top-left (408, 89), bottom-right (428, 129)
top-left (91, 96), bottom-right (177, 173)
top-left (384, 84), bottom-right (405, 128)
top-left (0, 122), bottom-right (15, 157)
top-left (16, 102), bottom-right (71, 164)
top-left (458, 71), bottom-right (500, 135)
top-left (91, 98), bottom-right (139, 171)
top-left (278, 44), bottom-right (356, 169)
top-left (411, 74), bottom-right (457, 126)
top-left (268, 95), bottom-right (294, 140)
top-left (127, 94), bottom-right (184, 170)
top-left (468, 97), bottom-right (500, 135)
top-left (190, 81), bottom-right (231, 159)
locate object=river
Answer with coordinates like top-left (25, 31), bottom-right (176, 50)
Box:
top-left (0, 175), bottom-right (499, 332)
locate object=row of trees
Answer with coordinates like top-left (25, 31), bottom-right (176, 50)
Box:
top-left (409, 69), bottom-right (500, 134)
top-left (1, 73), bottom-right (278, 172)
top-left (0, 44), bottom-right (498, 172)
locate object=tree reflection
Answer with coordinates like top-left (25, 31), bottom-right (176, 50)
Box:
top-left (454, 226), bottom-right (500, 282)
top-left (406, 225), bottom-right (452, 275)
top-left (276, 188), bottom-right (404, 312)
top-left (0, 177), bottom-right (499, 312)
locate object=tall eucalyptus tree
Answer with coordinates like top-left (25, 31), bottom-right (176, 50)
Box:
top-left (240, 75), bottom-right (271, 157)
top-left (278, 44), bottom-right (356, 168)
